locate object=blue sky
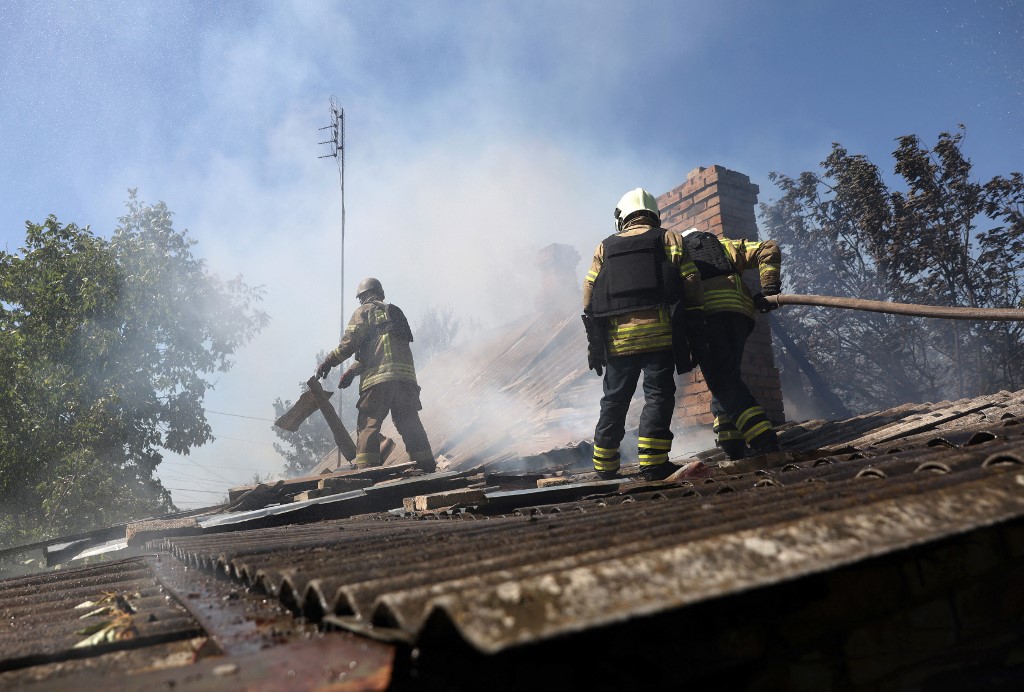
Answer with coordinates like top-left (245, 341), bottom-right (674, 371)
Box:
top-left (2, 0), bottom-right (1022, 508)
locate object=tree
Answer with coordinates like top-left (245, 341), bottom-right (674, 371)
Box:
top-left (760, 127), bottom-right (1024, 415)
top-left (0, 191), bottom-right (267, 546)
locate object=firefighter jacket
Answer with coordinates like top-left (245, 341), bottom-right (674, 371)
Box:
top-left (325, 300), bottom-right (418, 393)
top-left (583, 219), bottom-right (704, 357)
top-left (700, 237), bottom-right (781, 320)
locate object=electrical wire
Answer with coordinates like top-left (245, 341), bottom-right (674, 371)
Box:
top-left (206, 409), bottom-right (277, 422)
top-left (164, 487), bottom-right (228, 495)
top-left (211, 434), bottom-right (277, 447)
top-left (160, 460), bottom-right (261, 472)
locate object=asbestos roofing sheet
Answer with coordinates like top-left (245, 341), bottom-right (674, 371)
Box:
top-left (0, 558), bottom-right (202, 672)
top-left (777, 391), bottom-right (1022, 452)
top-left (161, 430), bottom-right (1024, 655)
top-left (832, 391), bottom-right (1015, 450)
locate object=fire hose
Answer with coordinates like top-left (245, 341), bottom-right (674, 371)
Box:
top-left (765, 293), bottom-right (1024, 321)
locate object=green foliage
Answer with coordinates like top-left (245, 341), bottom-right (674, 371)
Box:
top-left (761, 126), bottom-right (1024, 415)
top-left (0, 191), bottom-right (268, 546)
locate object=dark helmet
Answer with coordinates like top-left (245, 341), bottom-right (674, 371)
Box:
top-left (356, 277), bottom-right (384, 302)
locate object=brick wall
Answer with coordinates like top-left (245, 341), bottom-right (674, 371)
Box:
top-left (658, 165), bottom-right (785, 426)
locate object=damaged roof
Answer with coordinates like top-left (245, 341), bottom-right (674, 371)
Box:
top-left (4, 388), bottom-right (1024, 688)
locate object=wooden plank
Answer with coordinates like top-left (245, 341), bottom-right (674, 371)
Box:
top-left (412, 489), bottom-right (486, 511)
top-left (274, 388), bottom-right (333, 432)
top-left (306, 376), bottom-right (357, 461)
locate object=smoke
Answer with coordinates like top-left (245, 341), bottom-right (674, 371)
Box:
top-left (0, 2), bottom-right (736, 506)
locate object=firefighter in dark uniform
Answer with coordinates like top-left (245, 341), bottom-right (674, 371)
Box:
top-left (316, 278), bottom-right (436, 472)
top-left (680, 228), bottom-right (782, 459)
top-left (583, 188), bottom-right (706, 481)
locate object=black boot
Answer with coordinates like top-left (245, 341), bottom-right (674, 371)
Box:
top-left (746, 431), bottom-right (780, 457)
top-left (718, 439), bottom-right (747, 461)
top-left (636, 462), bottom-right (678, 482)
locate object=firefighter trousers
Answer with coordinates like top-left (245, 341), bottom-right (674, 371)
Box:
top-left (356, 380), bottom-right (435, 470)
top-left (700, 312), bottom-right (777, 457)
top-left (593, 349), bottom-right (675, 474)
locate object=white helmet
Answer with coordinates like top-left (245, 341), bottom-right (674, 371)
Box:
top-left (614, 188), bottom-right (660, 230)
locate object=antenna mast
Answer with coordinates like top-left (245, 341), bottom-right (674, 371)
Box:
top-left (318, 97), bottom-right (346, 339)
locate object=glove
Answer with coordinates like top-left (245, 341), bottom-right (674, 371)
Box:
top-left (582, 312), bottom-right (607, 377)
top-left (588, 346), bottom-right (604, 377)
top-left (753, 293), bottom-right (778, 313)
top-left (760, 282), bottom-right (781, 297)
top-left (339, 366), bottom-right (357, 389)
top-left (315, 360), bottom-right (334, 380)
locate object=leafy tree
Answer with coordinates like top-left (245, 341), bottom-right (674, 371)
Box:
top-left (761, 127), bottom-right (1024, 415)
top-left (0, 191), bottom-right (267, 546)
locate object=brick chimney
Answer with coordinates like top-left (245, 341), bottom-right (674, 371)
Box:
top-left (658, 166), bottom-right (785, 426)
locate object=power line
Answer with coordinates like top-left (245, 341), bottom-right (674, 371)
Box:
top-left (206, 409), bottom-right (276, 423)
top-left (212, 434), bottom-right (277, 447)
top-left (165, 487), bottom-right (228, 496)
top-left (160, 460), bottom-right (265, 472)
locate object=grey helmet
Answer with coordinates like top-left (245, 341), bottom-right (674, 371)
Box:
top-left (356, 277), bottom-right (384, 302)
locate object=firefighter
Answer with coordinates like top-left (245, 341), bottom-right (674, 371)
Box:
top-left (680, 228), bottom-right (782, 459)
top-left (316, 277), bottom-right (436, 472)
top-left (583, 188), bottom-right (706, 481)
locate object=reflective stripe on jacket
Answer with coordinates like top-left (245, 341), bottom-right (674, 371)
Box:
top-left (582, 219), bottom-right (705, 357)
top-left (701, 238), bottom-right (781, 320)
top-left (327, 300), bottom-right (418, 392)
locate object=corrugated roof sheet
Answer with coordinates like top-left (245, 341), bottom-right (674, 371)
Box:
top-left (0, 558), bottom-right (202, 672)
top-left (153, 390), bottom-right (1024, 654)
top-left (7, 389), bottom-right (1024, 687)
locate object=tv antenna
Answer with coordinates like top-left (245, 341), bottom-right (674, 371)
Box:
top-left (318, 97), bottom-right (349, 469)
top-left (319, 97), bottom-right (346, 339)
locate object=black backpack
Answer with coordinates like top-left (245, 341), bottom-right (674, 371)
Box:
top-left (681, 230), bottom-right (734, 279)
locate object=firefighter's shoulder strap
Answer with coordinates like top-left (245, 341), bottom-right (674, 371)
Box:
top-left (591, 227), bottom-right (683, 318)
top-left (356, 302), bottom-right (414, 361)
top-left (381, 303), bottom-right (414, 342)
top-left (681, 229), bottom-right (735, 280)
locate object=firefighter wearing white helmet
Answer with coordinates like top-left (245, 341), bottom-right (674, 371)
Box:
top-left (582, 188), bottom-right (708, 481)
top-left (316, 277), bottom-right (435, 472)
